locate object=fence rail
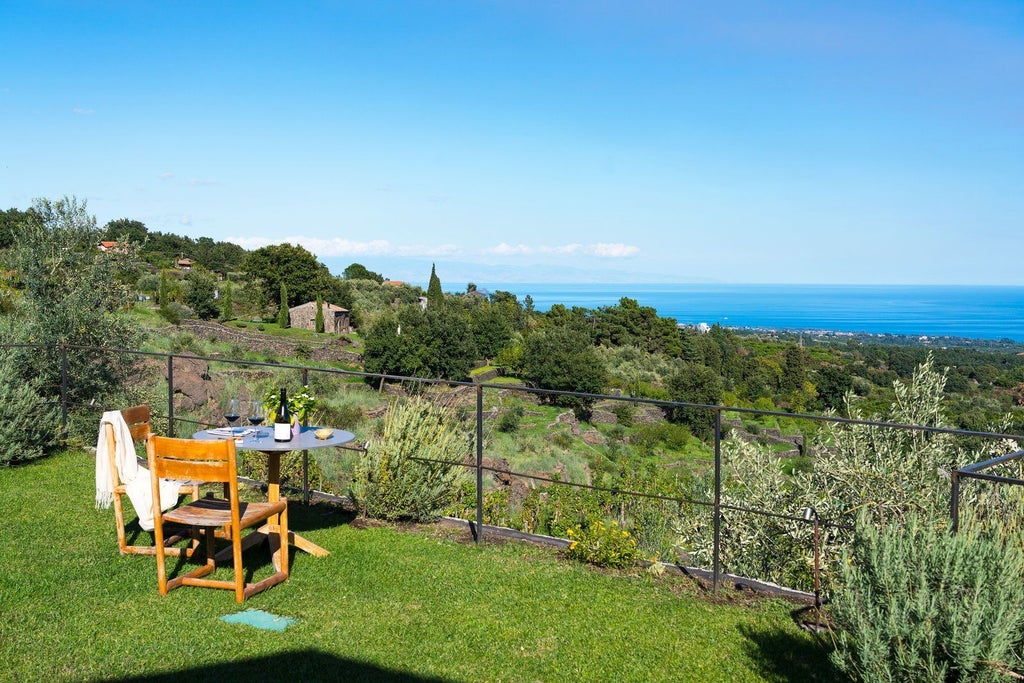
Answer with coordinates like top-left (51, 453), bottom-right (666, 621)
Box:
top-left (39, 342), bottom-right (1024, 598)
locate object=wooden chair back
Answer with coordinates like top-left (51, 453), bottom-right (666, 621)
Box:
top-left (104, 404), bottom-right (151, 490)
top-left (103, 405), bottom-right (197, 556)
top-left (148, 435), bottom-right (236, 484)
top-left (121, 404), bottom-right (152, 445)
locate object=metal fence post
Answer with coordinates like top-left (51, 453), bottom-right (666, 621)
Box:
top-left (950, 470), bottom-right (960, 533)
top-left (302, 367), bottom-right (310, 506)
top-left (713, 408), bottom-right (722, 593)
top-left (167, 354), bottom-right (175, 437)
top-left (60, 344), bottom-right (68, 441)
top-left (813, 516), bottom-right (821, 610)
top-left (476, 383), bottom-right (484, 543)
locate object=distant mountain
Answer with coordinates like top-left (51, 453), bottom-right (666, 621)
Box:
top-left (319, 256), bottom-right (718, 286)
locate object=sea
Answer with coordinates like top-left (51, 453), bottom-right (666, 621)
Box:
top-left (475, 283), bottom-right (1024, 343)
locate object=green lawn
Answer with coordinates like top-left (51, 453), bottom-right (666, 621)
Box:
top-left (0, 450), bottom-right (836, 682)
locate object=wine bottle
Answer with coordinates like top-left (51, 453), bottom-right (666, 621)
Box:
top-left (274, 388), bottom-right (292, 442)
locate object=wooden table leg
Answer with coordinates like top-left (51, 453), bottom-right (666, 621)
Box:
top-left (266, 451), bottom-right (329, 562)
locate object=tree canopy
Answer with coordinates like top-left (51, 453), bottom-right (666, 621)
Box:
top-left (522, 326), bottom-right (604, 415)
top-left (242, 243), bottom-right (349, 310)
top-left (363, 306), bottom-right (477, 381)
top-left (342, 263), bottom-right (384, 283)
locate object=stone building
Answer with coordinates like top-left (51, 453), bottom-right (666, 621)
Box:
top-left (288, 301), bottom-right (351, 334)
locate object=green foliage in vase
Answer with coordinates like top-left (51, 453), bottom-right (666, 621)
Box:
top-left (353, 398), bottom-right (466, 521)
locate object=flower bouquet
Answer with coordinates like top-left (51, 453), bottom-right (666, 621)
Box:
top-left (263, 386), bottom-right (319, 426)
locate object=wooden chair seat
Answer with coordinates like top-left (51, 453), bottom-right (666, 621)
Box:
top-left (164, 497), bottom-right (286, 530)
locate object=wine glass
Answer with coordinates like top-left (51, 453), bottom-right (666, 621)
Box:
top-left (225, 398), bottom-right (241, 430)
top-left (247, 401), bottom-right (265, 439)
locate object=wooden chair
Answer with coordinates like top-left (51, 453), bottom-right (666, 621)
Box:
top-left (147, 435), bottom-right (289, 603)
top-left (103, 405), bottom-right (199, 556)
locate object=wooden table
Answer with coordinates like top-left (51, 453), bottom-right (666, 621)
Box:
top-left (192, 426), bottom-right (355, 565)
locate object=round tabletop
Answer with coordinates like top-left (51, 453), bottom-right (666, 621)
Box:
top-left (191, 426), bottom-right (356, 452)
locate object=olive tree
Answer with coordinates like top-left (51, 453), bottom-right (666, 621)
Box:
top-left (9, 197), bottom-right (142, 411)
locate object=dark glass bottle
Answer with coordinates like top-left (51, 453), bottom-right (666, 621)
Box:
top-left (273, 388), bottom-right (292, 442)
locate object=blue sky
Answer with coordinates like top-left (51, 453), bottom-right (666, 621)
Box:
top-left (2, 1), bottom-right (1022, 285)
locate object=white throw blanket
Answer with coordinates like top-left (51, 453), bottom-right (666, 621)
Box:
top-left (94, 411), bottom-right (184, 531)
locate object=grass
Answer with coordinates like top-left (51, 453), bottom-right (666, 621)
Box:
top-left (0, 449), bottom-right (837, 682)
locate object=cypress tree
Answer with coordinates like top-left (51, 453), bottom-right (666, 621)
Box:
top-left (277, 282), bottom-right (289, 328)
top-left (427, 263), bottom-right (444, 310)
top-left (219, 280), bottom-right (233, 322)
top-left (158, 270), bottom-right (169, 306)
top-left (315, 294), bottom-right (325, 333)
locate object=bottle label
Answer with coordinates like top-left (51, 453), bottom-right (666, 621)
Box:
top-left (274, 421), bottom-right (292, 441)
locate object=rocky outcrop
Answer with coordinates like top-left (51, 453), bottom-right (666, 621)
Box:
top-left (589, 409), bottom-right (618, 425)
top-left (163, 355), bottom-right (223, 414)
top-left (549, 410), bottom-right (580, 435)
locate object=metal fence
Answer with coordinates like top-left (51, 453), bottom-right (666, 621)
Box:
top-left (38, 342), bottom-right (1024, 599)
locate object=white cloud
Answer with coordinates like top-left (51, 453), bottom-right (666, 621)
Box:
top-left (586, 242), bottom-right (640, 257)
top-left (223, 235), bottom-right (461, 259)
top-left (72, 107), bottom-right (95, 115)
top-left (159, 172), bottom-right (174, 180)
top-left (178, 214), bottom-right (192, 225)
top-left (219, 235), bottom-right (638, 260)
top-left (487, 243), bottom-right (533, 255)
top-left (188, 178), bottom-right (217, 186)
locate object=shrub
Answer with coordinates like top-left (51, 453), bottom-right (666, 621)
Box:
top-left (158, 304), bottom-right (180, 325)
top-left (495, 404), bottom-right (524, 433)
top-left (830, 514), bottom-right (1024, 682)
top-left (170, 332), bottom-right (204, 354)
top-left (609, 402), bottom-right (636, 427)
top-left (631, 423), bottom-right (691, 455)
top-left (0, 350), bottom-right (58, 465)
top-left (321, 401), bottom-right (364, 430)
top-left (353, 398), bottom-right (466, 521)
top-left (551, 432), bottom-right (574, 450)
top-left (565, 520), bottom-right (640, 569)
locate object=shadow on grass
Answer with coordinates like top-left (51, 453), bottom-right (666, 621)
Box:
top-left (111, 649), bottom-right (454, 682)
top-left (121, 495), bottom-right (358, 548)
top-left (738, 618), bottom-right (840, 683)
top-left (286, 498), bottom-right (358, 535)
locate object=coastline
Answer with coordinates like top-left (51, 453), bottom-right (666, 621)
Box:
top-left (471, 283), bottom-right (1024, 345)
